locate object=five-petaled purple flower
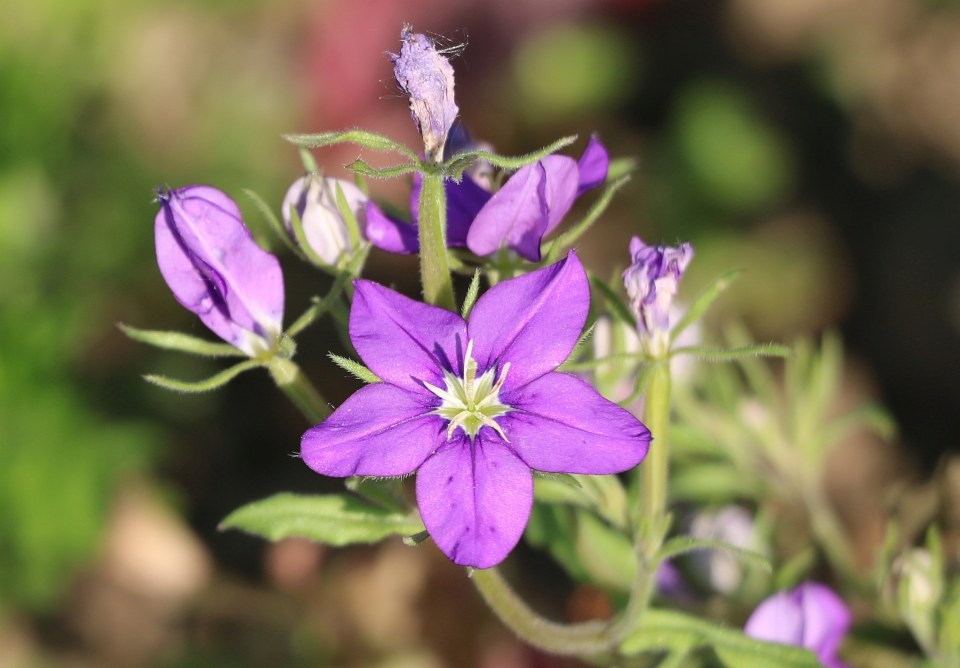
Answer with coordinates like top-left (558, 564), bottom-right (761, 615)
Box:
top-left (391, 27), bottom-right (458, 162)
top-left (365, 136), bottom-right (609, 262)
top-left (622, 237), bottom-right (694, 357)
top-left (155, 185), bottom-right (284, 357)
top-left (745, 582), bottom-right (852, 668)
top-left (300, 252), bottom-right (650, 568)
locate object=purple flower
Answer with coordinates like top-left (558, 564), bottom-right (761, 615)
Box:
top-left (391, 27), bottom-right (458, 162)
top-left (745, 583), bottom-right (852, 668)
top-left (365, 136), bottom-right (610, 262)
top-left (282, 175), bottom-right (367, 267)
top-left (155, 185), bottom-right (284, 357)
top-left (622, 238), bottom-right (694, 357)
top-left (300, 252), bottom-right (650, 568)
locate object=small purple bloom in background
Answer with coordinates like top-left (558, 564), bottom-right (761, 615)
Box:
top-left (391, 27), bottom-right (458, 162)
top-left (622, 237), bottom-right (694, 357)
top-left (155, 185), bottom-right (284, 357)
top-left (282, 175), bottom-right (367, 267)
top-left (365, 136), bottom-right (610, 262)
top-left (300, 252), bottom-right (650, 568)
top-left (745, 582), bottom-right (852, 668)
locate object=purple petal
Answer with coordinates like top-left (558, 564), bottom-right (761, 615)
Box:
top-left (466, 156), bottom-right (579, 262)
top-left (744, 590), bottom-right (806, 647)
top-left (410, 173), bottom-right (491, 247)
top-left (416, 434), bottom-right (532, 568)
top-left (155, 185), bottom-right (283, 356)
top-left (576, 136), bottom-right (609, 195)
top-left (350, 280), bottom-right (467, 392)
top-left (364, 201), bottom-right (419, 254)
top-left (798, 583), bottom-right (851, 660)
top-left (500, 372), bottom-right (650, 473)
top-left (301, 383), bottom-right (442, 477)
top-left (468, 252), bottom-right (589, 392)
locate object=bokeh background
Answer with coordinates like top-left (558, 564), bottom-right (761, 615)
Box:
top-left (2, 0), bottom-right (959, 665)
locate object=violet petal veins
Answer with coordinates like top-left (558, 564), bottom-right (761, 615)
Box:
top-left (391, 27), bottom-right (459, 162)
top-left (155, 185), bottom-right (284, 357)
top-left (745, 582), bottom-right (852, 668)
top-left (300, 252), bottom-right (650, 568)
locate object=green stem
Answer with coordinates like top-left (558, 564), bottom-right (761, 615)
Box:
top-left (418, 171), bottom-right (456, 310)
top-left (470, 568), bottom-right (616, 656)
top-left (268, 358), bottom-right (331, 424)
top-left (641, 361), bottom-right (671, 528)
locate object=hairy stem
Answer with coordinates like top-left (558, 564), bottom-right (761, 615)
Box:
top-left (268, 358), bottom-right (331, 424)
top-left (418, 171), bottom-right (456, 310)
top-left (641, 362), bottom-right (671, 529)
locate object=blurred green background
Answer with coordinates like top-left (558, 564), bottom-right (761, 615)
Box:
top-left (1, 0), bottom-right (958, 665)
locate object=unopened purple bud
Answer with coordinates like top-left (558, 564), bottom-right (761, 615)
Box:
top-left (390, 27), bottom-right (459, 162)
top-left (622, 237), bottom-right (694, 357)
top-left (282, 175), bottom-right (366, 267)
top-left (745, 583), bottom-right (851, 668)
top-left (155, 185), bottom-right (284, 357)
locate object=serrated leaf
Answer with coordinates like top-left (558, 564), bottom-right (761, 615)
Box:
top-left (220, 493), bottom-right (424, 546)
top-left (143, 359), bottom-right (261, 393)
top-left (283, 129), bottom-right (419, 161)
top-left (671, 268), bottom-right (741, 342)
top-left (346, 159), bottom-right (420, 180)
top-left (671, 343), bottom-right (790, 363)
top-left (461, 269), bottom-right (482, 319)
top-left (659, 536), bottom-right (771, 573)
top-left (119, 323), bottom-right (244, 357)
top-left (328, 353), bottom-right (381, 384)
top-left (621, 609), bottom-right (822, 667)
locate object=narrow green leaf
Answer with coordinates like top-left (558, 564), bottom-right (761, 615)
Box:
top-left (283, 129), bottom-right (420, 161)
top-left (444, 135), bottom-right (578, 175)
top-left (287, 202), bottom-right (330, 269)
top-left (242, 188), bottom-right (304, 258)
top-left (671, 268), bottom-right (741, 342)
top-left (220, 493), bottom-right (424, 545)
top-left (618, 361), bottom-right (660, 408)
top-left (328, 353), bottom-right (381, 384)
top-left (298, 147), bottom-right (319, 173)
top-left (671, 343), bottom-right (790, 363)
top-left (659, 536), bottom-right (772, 573)
top-left (461, 269), bottom-right (482, 319)
top-left (143, 359), bottom-right (261, 393)
top-left (589, 273), bottom-right (636, 325)
top-left (558, 322), bottom-right (600, 370)
top-left (346, 159), bottom-right (420, 180)
top-left (545, 174), bottom-right (632, 263)
top-left (621, 609), bottom-right (822, 667)
top-left (670, 464), bottom-right (757, 504)
top-left (119, 323), bottom-right (243, 357)
top-left (334, 181), bottom-right (362, 251)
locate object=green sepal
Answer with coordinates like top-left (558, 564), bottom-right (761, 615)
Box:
top-left (334, 181), bottom-right (362, 252)
top-left (287, 201), bottom-right (330, 269)
top-left (298, 147), bottom-right (319, 173)
top-left (242, 188), bottom-right (304, 258)
top-left (460, 269), bottom-right (482, 319)
top-left (283, 129), bottom-right (419, 162)
top-left (442, 135), bottom-right (577, 177)
top-left (119, 323), bottom-right (244, 358)
top-left (671, 343), bottom-right (791, 363)
top-left (671, 268), bottom-right (741, 343)
top-left (658, 535), bottom-right (772, 573)
top-left (544, 174), bottom-right (631, 263)
top-left (620, 609), bottom-right (821, 667)
top-left (328, 353), bottom-right (381, 384)
top-left (219, 492), bottom-right (424, 546)
top-left (346, 159), bottom-right (421, 180)
top-left (143, 359), bottom-right (261, 393)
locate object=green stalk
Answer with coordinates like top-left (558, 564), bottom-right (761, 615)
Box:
top-left (417, 171), bottom-right (456, 310)
top-left (470, 568), bottom-right (615, 656)
top-left (268, 358), bottom-right (331, 424)
top-left (641, 361), bottom-right (671, 528)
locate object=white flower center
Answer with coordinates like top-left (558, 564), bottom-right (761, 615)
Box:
top-left (423, 340), bottom-right (513, 442)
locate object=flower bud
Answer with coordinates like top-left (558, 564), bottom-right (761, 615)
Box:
top-left (155, 185), bottom-right (284, 357)
top-left (390, 27), bottom-right (459, 161)
top-left (282, 174), bottom-right (366, 267)
top-left (622, 238), bottom-right (694, 357)
top-left (895, 548), bottom-right (942, 651)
